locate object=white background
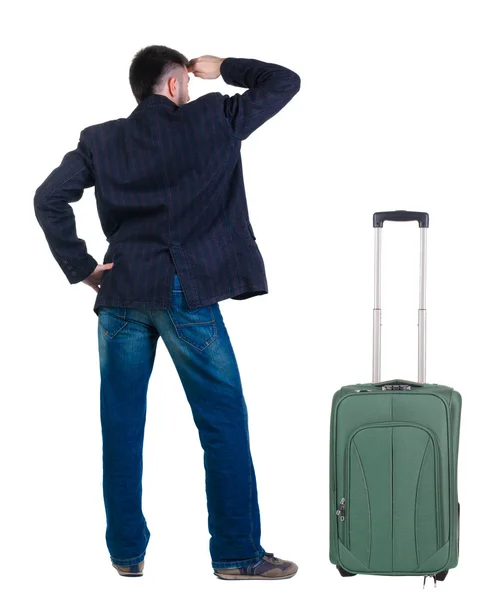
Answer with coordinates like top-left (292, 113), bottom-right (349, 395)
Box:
top-left (2, 1), bottom-right (488, 598)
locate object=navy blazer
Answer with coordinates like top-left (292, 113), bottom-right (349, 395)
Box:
top-left (34, 57), bottom-right (301, 316)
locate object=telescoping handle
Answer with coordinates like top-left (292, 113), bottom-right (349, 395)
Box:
top-left (372, 210), bottom-right (429, 384)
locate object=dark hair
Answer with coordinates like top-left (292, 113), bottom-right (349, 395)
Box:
top-left (129, 45), bottom-right (189, 103)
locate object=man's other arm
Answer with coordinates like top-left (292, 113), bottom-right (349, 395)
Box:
top-left (218, 57), bottom-right (301, 140)
top-left (33, 129), bottom-right (98, 284)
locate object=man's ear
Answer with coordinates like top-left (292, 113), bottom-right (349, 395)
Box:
top-left (168, 76), bottom-right (177, 97)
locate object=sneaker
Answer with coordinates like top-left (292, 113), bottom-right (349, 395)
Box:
top-left (112, 560), bottom-right (144, 576)
top-left (214, 552), bottom-right (298, 580)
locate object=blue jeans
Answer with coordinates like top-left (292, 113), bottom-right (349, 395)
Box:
top-left (97, 274), bottom-right (266, 569)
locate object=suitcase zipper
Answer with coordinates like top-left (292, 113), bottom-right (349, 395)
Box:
top-left (336, 497), bottom-right (346, 521)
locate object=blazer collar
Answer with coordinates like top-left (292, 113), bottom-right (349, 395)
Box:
top-left (129, 94), bottom-right (177, 116)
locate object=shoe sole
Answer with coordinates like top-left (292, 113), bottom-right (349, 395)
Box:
top-left (214, 570), bottom-right (297, 580)
top-left (112, 564), bottom-right (143, 577)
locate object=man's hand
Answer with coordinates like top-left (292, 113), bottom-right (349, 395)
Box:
top-left (83, 262), bottom-right (114, 293)
top-left (187, 55), bottom-right (225, 80)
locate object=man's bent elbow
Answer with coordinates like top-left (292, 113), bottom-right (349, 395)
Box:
top-left (286, 72), bottom-right (301, 96)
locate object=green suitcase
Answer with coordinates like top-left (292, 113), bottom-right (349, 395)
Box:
top-left (329, 212), bottom-right (462, 586)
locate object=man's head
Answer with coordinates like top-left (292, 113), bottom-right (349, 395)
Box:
top-left (129, 45), bottom-right (190, 106)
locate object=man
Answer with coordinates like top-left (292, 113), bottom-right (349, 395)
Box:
top-left (33, 46), bottom-right (300, 580)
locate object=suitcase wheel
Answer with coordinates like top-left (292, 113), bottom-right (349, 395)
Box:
top-left (434, 570), bottom-right (449, 582)
top-left (336, 565), bottom-right (356, 577)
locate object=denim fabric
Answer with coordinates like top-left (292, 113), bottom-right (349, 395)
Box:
top-left (98, 274), bottom-right (266, 568)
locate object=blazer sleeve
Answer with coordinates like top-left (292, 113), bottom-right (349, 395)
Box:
top-left (33, 128), bottom-right (98, 284)
top-left (218, 57), bottom-right (301, 140)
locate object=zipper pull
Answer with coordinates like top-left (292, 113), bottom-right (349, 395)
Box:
top-left (423, 574), bottom-right (436, 588)
top-left (336, 497), bottom-right (346, 521)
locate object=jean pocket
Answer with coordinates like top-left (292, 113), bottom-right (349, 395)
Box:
top-left (98, 307), bottom-right (128, 339)
top-left (168, 291), bottom-right (217, 351)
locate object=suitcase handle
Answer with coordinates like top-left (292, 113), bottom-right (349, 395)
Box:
top-left (372, 212), bottom-right (428, 384)
top-left (372, 379), bottom-right (424, 388)
top-left (373, 210), bottom-right (429, 228)
top-left (372, 379), bottom-right (425, 390)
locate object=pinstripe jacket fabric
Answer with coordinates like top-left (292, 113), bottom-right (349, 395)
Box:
top-left (33, 57), bottom-right (301, 316)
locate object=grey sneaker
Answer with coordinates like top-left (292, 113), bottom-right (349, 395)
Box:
top-left (214, 552), bottom-right (298, 580)
top-left (112, 560), bottom-right (144, 576)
